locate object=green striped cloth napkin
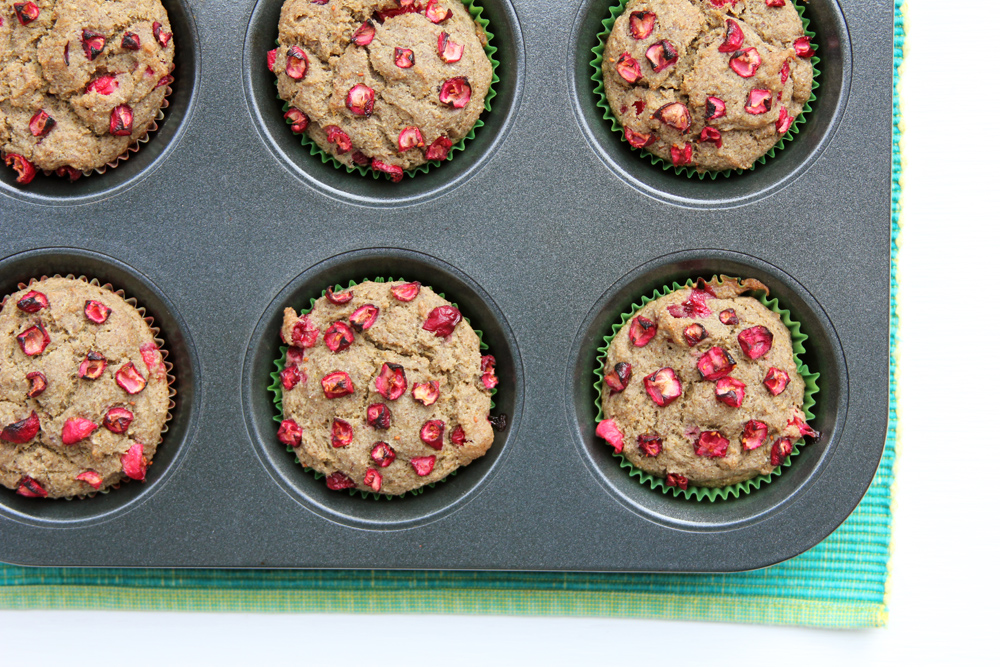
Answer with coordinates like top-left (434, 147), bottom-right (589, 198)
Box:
top-left (0, 1), bottom-right (904, 629)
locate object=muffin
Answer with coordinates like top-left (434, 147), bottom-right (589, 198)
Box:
top-left (276, 280), bottom-right (496, 496)
top-left (270, 0), bottom-right (493, 182)
top-left (595, 276), bottom-right (818, 489)
top-left (601, 0), bottom-right (815, 171)
top-left (0, 0), bottom-right (176, 184)
top-left (0, 276), bottom-right (172, 498)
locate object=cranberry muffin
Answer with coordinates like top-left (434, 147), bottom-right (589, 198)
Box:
top-left (270, 0), bottom-right (492, 181)
top-left (0, 0), bottom-right (175, 184)
top-left (602, 0), bottom-right (814, 171)
top-left (0, 277), bottom-right (171, 498)
top-left (596, 276), bottom-right (818, 489)
top-left (276, 280), bottom-right (496, 496)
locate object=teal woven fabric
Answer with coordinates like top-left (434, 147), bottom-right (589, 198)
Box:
top-left (0, 2), bottom-right (904, 628)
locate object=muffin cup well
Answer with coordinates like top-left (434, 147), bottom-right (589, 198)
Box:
top-left (0, 274), bottom-right (176, 501)
top-left (269, 276), bottom-right (498, 500)
top-left (593, 275), bottom-right (820, 501)
top-left (591, 0), bottom-right (821, 179)
top-left (275, 0), bottom-right (500, 183)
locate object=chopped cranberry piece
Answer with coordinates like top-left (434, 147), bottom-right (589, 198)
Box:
top-left (644, 367), bottom-right (683, 407)
top-left (152, 21), bottom-right (172, 47)
top-left (596, 419), bottom-right (624, 454)
top-left (331, 418), bottom-right (353, 448)
top-left (629, 315), bottom-right (656, 347)
top-left (616, 52), bottom-right (643, 83)
top-left (770, 437), bottom-right (793, 465)
top-left (763, 367), bottom-right (790, 395)
top-left (741, 420), bottom-right (768, 451)
top-left (14, 3), bottom-right (38, 26)
top-left (17, 324), bottom-right (50, 356)
top-left (398, 126), bottom-right (424, 152)
top-left (371, 442), bottom-right (396, 468)
top-left (439, 77), bottom-right (471, 108)
top-left (28, 109), bottom-right (55, 138)
top-left (84, 300), bottom-right (112, 324)
top-left (450, 425), bottom-right (466, 446)
top-left (653, 103), bottom-right (690, 132)
top-left (391, 281), bottom-right (421, 302)
top-left (629, 11), bottom-right (656, 39)
top-left (737, 326), bottom-right (773, 359)
top-left (718, 19), bottom-right (744, 53)
top-left (122, 32), bottom-right (140, 50)
top-left (81, 29), bottom-right (106, 60)
top-left (698, 127), bottom-right (722, 148)
top-left (637, 433), bottom-right (662, 457)
top-left (349, 304), bottom-right (379, 331)
top-left (62, 417), bottom-right (99, 445)
top-left (26, 371), bottom-right (47, 398)
top-left (425, 135), bottom-right (453, 161)
top-left (729, 48), bottom-right (762, 78)
top-left (78, 351), bottom-right (107, 380)
top-left (140, 342), bottom-right (166, 380)
top-left (715, 376), bottom-right (746, 408)
top-left (16, 475), bottom-right (47, 498)
top-left (794, 37), bottom-right (815, 58)
top-left (87, 74), bottom-right (119, 96)
top-left (376, 363), bottom-right (408, 401)
top-left (325, 287), bottom-right (353, 304)
top-left (109, 105), bottom-right (133, 136)
top-left (284, 108), bottom-right (309, 133)
top-left (322, 371), bottom-right (354, 398)
top-left (103, 407), bottom-right (134, 434)
top-left (645, 40), bottom-right (678, 72)
top-left (76, 470), bottom-right (103, 490)
top-left (285, 45), bottom-right (309, 79)
top-left (419, 420), bottom-right (445, 450)
top-left (745, 89), bottom-right (773, 115)
top-left (437, 32), bottom-right (464, 63)
top-left (410, 455), bottom-right (436, 477)
top-left (324, 321), bottom-right (354, 353)
top-left (683, 323), bottom-right (707, 346)
top-left (394, 47), bottom-right (415, 68)
top-left (5, 154), bottom-right (36, 184)
top-left (705, 96), bottom-right (727, 120)
top-left (280, 365), bottom-right (305, 390)
top-left (115, 362), bottom-right (147, 394)
top-left (604, 361), bottom-right (632, 393)
top-left (326, 472), bottom-right (356, 490)
top-left (665, 473), bottom-right (688, 490)
top-left (363, 468), bottom-right (382, 491)
top-left (372, 159), bottom-right (404, 182)
top-left (16, 290), bottom-right (48, 313)
top-left (424, 0), bottom-right (452, 24)
top-left (366, 403), bottom-right (391, 429)
top-left (412, 381), bottom-right (440, 406)
top-left (1, 411), bottom-right (40, 444)
top-left (277, 419), bottom-right (303, 447)
top-left (624, 127), bottom-right (655, 149)
top-left (324, 125), bottom-right (352, 154)
top-left (776, 107), bottom-right (793, 134)
top-left (719, 308), bottom-right (739, 325)
top-left (695, 431), bottom-right (729, 458)
top-left (422, 306), bottom-right (462, 338)
top-left (696, 347), bottom-right (735, 381)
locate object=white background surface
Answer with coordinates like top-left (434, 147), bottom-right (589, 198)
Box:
top-left (1, 1), bottom-right (996, 663)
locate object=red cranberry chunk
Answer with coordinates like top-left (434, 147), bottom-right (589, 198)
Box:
top-left (76, 470), bottom-right (103, 490)
top-left (352, 19), bottom-right (376, 46)
top-left (16, 475), bottom-right (47, 498)
top-left (346, 84), bottom-right (375, 116)
top-left (14, 3), bottom-right (39, 26)
top-left (371, 442), bottom-right (396, 468)
top-left (277, 419), bottom-right (303, 447)
top-left (331, 418), bottom-right (353, 447)
top-left (122, 32), bottom-right (140, 50)
top-left (109, 105), bottom-right (133, 136)
top-left (349, 304), bottom-right (379, 331)
top-left (596, 419), bottom-right (624, 454)
top-left (450, 425), bottom-right (466, 446)
top-left (629, 315), bottom-right (656, 347)
top-left (28, 110), bottom-right (55, 138)
top-left (412, 381), bottom-right (440, 406)
top-left (324, 321), bottom-right (354, 353)
top-left (284, 108), bottom-right (309, 133)
top-left (437, 32), bottom-right (464, 63)
top-left (653, 103), bottom-right (691, 132)
top-left (376, 363), bottom-right (407, 401)
top-left (624, 127), bottom-right (655, 149)
top-left (420, 420), bottom-right (445, 450)
top-left (17, 324), bottom-right (50, 356)
top-left (326, 472), bottom-right (356, 490)
top-left (439, 77), bottom-right (471, 108)
top-left (152, 21), bottom-right (172, 47)
top-left (604, 361), bottom-right (632, 393)
top-left (645, 40), bottom-right (678, 72)
top-left (616, 53), bottom-right (642, 83)
top-left (322, 371), bottom-right (354, 399)
top-left (715, 376), bottom-right (746, 408)
top-left (776, 107), bottom-right (793, 134)
top-left (729, 48), bottom-right (762, 78)
top-left (629, 11), bottom-right (656, 40)
top-left (411, 455), bottom-right (436, 477)
top-left (683, 324), bottom-right (707, 346)
top-left (422, 306), bottom-right (462, 338)
top-left (763, 367), bottom-right (790, 395)
top-left (644, 367), bottom-right (683, 407)
top-left (394, 47), bottom-right (415, 68)
top-left (637, 433), bottom-right (662, 457)
top-left (325, 287), bottom-right (353, 304)
top-left (372, 160), bottom-right (404, 182)
top-left (718, 19), bottom-right (744, 53)
top-left (719, 308), bottom-right (739, 325)
top-left (363, 467), bottom-right (382, 491)
top-left (26, 371), bottom-right (47, 398)
top-left (665, 473), bottom-right (688, 490)
top-left (425, 135), bottom-right (453, 161)
top-left (103, 407), bottom-right (134, 434)
top-left (745, 89), bottom-right (773, 115)
top-left (391, 281), bottom-right (420, 302)
top-left (794, 36), bottom-right (815, 59)
top-left (771, 437), bottom-right (794, 465)
top-left (741, 420), bottom-right (768, 451)
top-left (737, 325), bottom-right (773, 359)
top-left (280, 365), bottom-right (304, 391)
top-left (705, 96), bottom-right (727, 120)
top-left (367, 403), bottom-right (391, 429)
top-left (425, 0), bottom-right (452, 24)
top-left (285, 45), bottom-right (309, 79)
top-left (670, 142), bottom-right (692, 166)
top-left (81, 29), bottom-right (106, 60)
top-left (6, 154), bottom-right (36, 184)
top-left (62, 417), bottom-right (99, 445)
top-left (1, 411), bottom-right (40, 444)
top-left (78, 351), bottom-right (107, 380)
top-left (398, 126), bottom-right (424, 152)
top-left (695, 431), bottom-right (729, 458)
top-left (324, 125), bottom-right (352, 154)
top-left (84, 300), bottom-right (112, 324)
top-left (697, 347), bottom-right (735, 381)
top-left (115, 362), bottom-right (147, 394)
top-left (16, 290), bottom-right (48, 313)
top-left (699, 127), bottom-right (722, 148)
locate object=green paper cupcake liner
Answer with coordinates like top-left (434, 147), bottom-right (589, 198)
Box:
top-left (269, 276), bottom-right (496, 500)
top-left (276, 0), bottom-right (499, 183)
top-left (590, 0), bottom-right (821, 179)
top-left (593, 276), bottom-right (820, 501)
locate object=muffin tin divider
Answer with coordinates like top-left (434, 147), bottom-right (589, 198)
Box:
top-left (0, 0), bottom-right (892, 572)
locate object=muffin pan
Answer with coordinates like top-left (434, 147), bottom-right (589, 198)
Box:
top-left (0, 0), bottom-right (892, 571)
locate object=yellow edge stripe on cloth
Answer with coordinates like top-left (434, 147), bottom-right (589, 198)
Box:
top-left (0, 586), bottom-right (887, 628)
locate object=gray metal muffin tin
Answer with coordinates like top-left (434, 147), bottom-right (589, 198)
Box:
top-left (0, 0), bottom-right (892, 572)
